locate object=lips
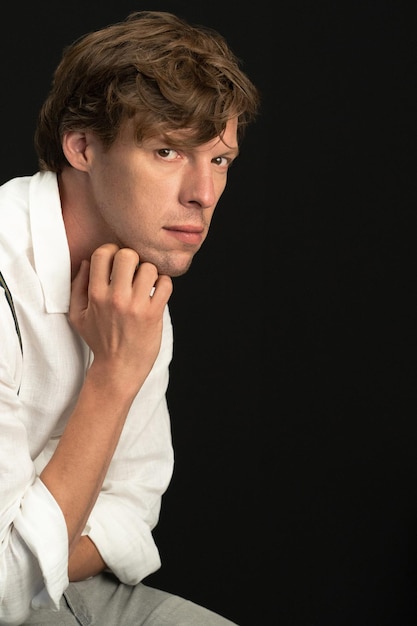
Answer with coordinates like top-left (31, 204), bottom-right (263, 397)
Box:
top-left (164, 225), bottom-right (204, 245)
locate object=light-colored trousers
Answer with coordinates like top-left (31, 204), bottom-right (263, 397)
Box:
top-left (22, 572), bottom-right (238, 625)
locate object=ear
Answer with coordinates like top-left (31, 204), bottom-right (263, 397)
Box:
top-left (62, 131), bottom-right (89, 171)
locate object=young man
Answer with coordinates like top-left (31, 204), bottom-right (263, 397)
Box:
top-left (0, 10), bottom-right (259, 625)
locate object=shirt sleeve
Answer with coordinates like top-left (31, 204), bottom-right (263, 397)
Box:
top-left (0, 304), bottom-right (174, 624)
top-left (0, 340), bottom-right (69, 623)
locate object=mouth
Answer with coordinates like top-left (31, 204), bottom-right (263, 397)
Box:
top-left (164, 225), bottom-right (204, 246)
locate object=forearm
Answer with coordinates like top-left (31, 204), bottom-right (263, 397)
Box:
top-left (40, 364), bottom-right (142, 556)
top-left (40, 245), bottom-right (172, 575)
top-left (68, 535), bottom-right (106, 581)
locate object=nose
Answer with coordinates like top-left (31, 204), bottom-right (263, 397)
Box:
top-left (179, 164), bottom-right (219, 209)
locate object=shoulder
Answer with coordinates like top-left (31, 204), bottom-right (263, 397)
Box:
top-left (0, 174), bottom-right (32, 206)
top-left (0, 171), bottom-right (58, 207)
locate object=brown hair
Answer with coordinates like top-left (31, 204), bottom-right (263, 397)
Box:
top-left (34, 10), bottom-right (260, 173)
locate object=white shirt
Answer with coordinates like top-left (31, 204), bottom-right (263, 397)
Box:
top-left (0, 171), bottom-right (174, 624)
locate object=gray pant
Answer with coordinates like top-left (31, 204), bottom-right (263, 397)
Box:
top-left (23, 572), bottom-right (238, 625)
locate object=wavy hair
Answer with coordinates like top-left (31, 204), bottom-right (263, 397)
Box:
top-left (34, 10), bottom-right (260, 172)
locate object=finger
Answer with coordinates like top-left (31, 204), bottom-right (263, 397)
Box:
top-left (149, 274), bottom-right (173, 306)
top-left (132, 261), bottom-right (159, 301)
top-left (109, 248), bottom-right (140, 288)
top-left (88, 243), bottom-right (121, 290)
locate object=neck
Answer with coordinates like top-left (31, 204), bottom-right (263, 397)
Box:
top-left (59, 168), bottom-right (107, 279)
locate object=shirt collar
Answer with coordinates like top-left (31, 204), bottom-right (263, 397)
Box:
top-left (29, 171), bottom-right (71, 313)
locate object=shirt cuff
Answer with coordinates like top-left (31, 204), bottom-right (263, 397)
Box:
top-left (87, 498), bottom-right (161, 584)
top-left (13, 477), bottom-right (69, 610)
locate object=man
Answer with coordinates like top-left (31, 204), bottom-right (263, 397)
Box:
top-left (0, 10), bottom-right (259, 625)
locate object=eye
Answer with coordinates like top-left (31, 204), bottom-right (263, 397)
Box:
top-left (212, 155), bottom-right (232, 168)
top-left (157, 148), bottom-right (179, 161)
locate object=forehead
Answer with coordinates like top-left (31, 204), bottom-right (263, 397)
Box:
top-left (164, 117), bottom-right (239, 150)
top-left (113, 116), bottom-right (239, 156)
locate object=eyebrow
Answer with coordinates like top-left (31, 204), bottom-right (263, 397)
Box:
top-left (223, 146), bottom-right (239, 158)
top-left (142, 133), bottom-right (240, 160)
top-left (212, 141), bottom-right (239, 158)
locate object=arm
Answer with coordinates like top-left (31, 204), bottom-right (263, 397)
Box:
top-left (68, 535), bottom-right (106, 581)
top-left (41, 243), bottom-right (173, 578)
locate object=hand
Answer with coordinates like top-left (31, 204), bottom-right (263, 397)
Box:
top-left (69, 243), bottom-right (173, 395)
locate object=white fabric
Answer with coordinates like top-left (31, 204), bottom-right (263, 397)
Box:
top-left (0, 172), bottom-right (174, 624)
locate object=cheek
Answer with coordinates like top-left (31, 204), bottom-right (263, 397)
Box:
top-left (215, 175), bottom-right (228, 198)
top-left (98, 166), bottom-right (139, 207)
top-left (205, 207), bottom-right (217, 230)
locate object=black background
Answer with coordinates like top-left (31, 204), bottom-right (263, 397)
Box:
top-left (1, 1), bottom-right (416, 625)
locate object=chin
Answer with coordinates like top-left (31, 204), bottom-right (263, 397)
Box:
top-left (164, 256), bottom-right (194, 278)
top-left (167, 264), bottom-right (193, 278)
top-left (143, 250), bottom-right (195, 278)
